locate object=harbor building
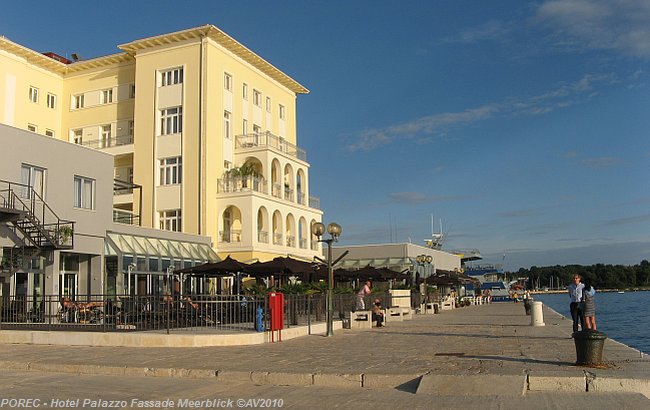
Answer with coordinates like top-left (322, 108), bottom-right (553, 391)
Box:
top-left (0, 25), bottom-right (322, 302)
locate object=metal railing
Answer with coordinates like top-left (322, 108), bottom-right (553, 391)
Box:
top-left (76, 134), bottom-right (134, 150)
top-left (0, 180), bottom-right (74, 249)
top-left (0, 293), bottom-right (408, 333)
top-left (235, 132), bottom-right (307, 162)
top-left (0, 294), bottom-right (266, 333)
top-left (217, 176), bottom-right (268, 194)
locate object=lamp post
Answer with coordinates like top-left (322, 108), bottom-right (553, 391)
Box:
top-left (311, 221), bottom-right (342, 337)
top-left (126, 263), bottom-right (136, 296)
top-left (416, 254), bottom-right (433, 281)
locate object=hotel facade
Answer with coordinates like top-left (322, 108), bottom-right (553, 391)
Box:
top-left (0, 25), bottom-right (323, 302)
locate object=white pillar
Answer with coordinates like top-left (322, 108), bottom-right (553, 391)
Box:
top-left (530, 301), bottom-right (545, 326)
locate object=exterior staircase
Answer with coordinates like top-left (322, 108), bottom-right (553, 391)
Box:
top-left (0, 179), bottom-right (74, 278)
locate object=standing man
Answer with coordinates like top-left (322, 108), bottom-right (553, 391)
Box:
top-left (567, 274), bottom-right (586, 332)
top-left (356, 280), bottom-right (372, 310)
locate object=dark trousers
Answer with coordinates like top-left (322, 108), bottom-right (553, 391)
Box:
top-left (570, 302), bottom-right (585, 332)
top-left (372, 312), bottom-right (384, 327)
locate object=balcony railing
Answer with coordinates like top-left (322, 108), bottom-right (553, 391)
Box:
top-left (113, 209), bottom-right (139, 226)
top-left (257, 231), bottom-right (268, 244)
top-left (286, 235), bottom-right (295, 248)
top-left (217, 176), bottom-right (268, 194)
top-left (235, 132), bottom-right (307, 162)
top-left (77, 134), bottom-right (134, 150)
top-left (309, 196), bottom-right (320, 209)
top-left (273, 233), bottom-right (283, 246)
top-left (219, 230), bottom-right (242, 244)
top-left (299, 238), bottom-right (308, 249)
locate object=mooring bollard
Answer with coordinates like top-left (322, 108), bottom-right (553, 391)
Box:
top-left (530, 301), bottom-right (545, 326)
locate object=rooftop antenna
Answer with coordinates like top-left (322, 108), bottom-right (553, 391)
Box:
top-left (424, 214), bottom-right (445, 249)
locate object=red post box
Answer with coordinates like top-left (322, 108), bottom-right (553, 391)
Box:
top-left (268, 292), bottom-right (284, 342)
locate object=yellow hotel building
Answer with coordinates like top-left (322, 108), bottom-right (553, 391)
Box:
top-left (0, 25), bottom-right (324, 266)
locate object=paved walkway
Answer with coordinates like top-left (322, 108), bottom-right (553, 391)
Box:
top-left (0, 302), bottom-right (649, 406)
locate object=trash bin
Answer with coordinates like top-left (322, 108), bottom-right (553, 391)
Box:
top-left (433, 303), bottom-right (439, 314)
top-left (572, 330), bottom-right (607, 366)
top-left (342, 318), bottom-right (351, 329)
top-left (523, 298), bottom-right (532, 315)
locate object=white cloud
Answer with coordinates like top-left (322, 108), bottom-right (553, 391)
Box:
top-left (345, 74), bottom-right (615, 151)
top-left (580, 156), bottom-right (621, 168)
top-left (387, 192), bottom-right (468, 205)
top-left (443, 20), bottom-right (513, 44)
top-left (536, 0), bottom-right (650, 58)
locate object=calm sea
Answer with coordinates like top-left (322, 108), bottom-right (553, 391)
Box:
top-left (535, 290), bottom-right (650, 355)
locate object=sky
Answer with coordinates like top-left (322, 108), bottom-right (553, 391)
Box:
top-left (2, 0), bottom-right (649, 270)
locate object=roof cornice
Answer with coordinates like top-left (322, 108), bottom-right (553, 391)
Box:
top-left (118, 25), bottom-right (309, 94)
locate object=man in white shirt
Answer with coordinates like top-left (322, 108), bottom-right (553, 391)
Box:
top-left (567, 274), bottom-right (586, 332)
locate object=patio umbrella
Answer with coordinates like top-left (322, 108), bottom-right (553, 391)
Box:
top-left (246, 256), bottom-right (323, 282)
top-left (175, 255), bottom-right (249, 276)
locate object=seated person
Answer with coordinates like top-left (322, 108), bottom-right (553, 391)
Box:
top-left (371, 298), bottom-right (384, 327)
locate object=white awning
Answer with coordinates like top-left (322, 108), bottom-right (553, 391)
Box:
top-left (105, 232), bottom-right (217, 262)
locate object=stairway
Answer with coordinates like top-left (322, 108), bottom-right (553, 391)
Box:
top-left (0, 179), bottom-right (74, 276)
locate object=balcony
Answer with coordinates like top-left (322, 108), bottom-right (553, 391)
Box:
top-left (219, 230), bottom-right (242, 244)
top-left (217, 176), bottom-right (320, 210)
top-left (217, 176), bottom-right (267, 194)
top-left (235, 132), bottom-right (307, 162)
top-left (113, 209), bottom-right (139, 226)
top-left (77, 134), bottom-right (134, 150)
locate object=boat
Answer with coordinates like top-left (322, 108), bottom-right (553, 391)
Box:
top-left (463, 265), bottom-right (517, 301)
top-left (618, 291), bottom-right (625, 294)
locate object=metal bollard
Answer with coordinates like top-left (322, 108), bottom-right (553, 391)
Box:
top-left (530, 301), bottom-right (545, 326)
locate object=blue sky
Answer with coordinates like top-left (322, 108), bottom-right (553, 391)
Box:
top-left (2, 1), bottom-right (649, 270)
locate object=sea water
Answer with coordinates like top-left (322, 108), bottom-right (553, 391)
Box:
top-left (535, 290), bottom-right (650, 355)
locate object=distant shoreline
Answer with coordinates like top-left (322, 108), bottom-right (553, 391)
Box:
top-left (531, 288), bottom-right (650, 294)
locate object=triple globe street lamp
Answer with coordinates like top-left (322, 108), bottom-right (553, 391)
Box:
top-left (311, 221), bottom-right (345, 337)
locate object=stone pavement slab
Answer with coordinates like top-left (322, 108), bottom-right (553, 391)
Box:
top-left (0, 303), bottom-right (648, 399)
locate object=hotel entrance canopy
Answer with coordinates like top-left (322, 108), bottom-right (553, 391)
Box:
top-left (105, 231), bottom-right (217, 270)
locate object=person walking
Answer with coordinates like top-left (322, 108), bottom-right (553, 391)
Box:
top-left (567, 274), bottom-right (586, 332)
top-left (356, 280), bottom-right (372, 310)
top-left (582, 280), bottom-right (597, 331)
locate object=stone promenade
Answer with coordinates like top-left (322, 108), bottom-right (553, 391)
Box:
top-left (0, 302), bottom-right (649, 408)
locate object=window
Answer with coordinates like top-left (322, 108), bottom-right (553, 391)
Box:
top-left (101, 125), bottom-right (112, 147)
top-left (242, 83), bottom-right (248, 100)
top-left (242, 119), bottom-right (248, 134)
top-left (47, 93), bottom-right (56, 109)
top-left (74, 175), bottom-right (95, 210)
top-left (224, 73), bottom-right (232, 91)
top-left (45, 129), bottom-right (55, 138)
top-left (27, 124), bottom-right (37, 133)
top-left (21, 164), bottom-right (46, 199)
top-left (160, 210), bottom-right (181, 232)
top-left (253, 124), bottom-right (261, 135)
top-left (253, 89), bottom-right (261, 106)
top-left (128, 120), bottom-right (134, 137)
top-left (129, 84), bottom-right (136, 99)
top-left (266, 97), bottom-right (271, 112)
top-left (160, 107), bottom-right (182, 135)
top-left (159, 157), bottom-right (182, 185)
top-left (160, 67), bottom-right (183, 86)
top-left (73, 94), bottom-right (84, 109)
top-left (72, 129), bottom-right (83, 145)
top-left (279, 104), bottom-right (285, 120)
top-left (29, 86), bottom-right (39, 103)
top-left (101, 89), bottom-right (113, 104)
top-left (224, 111), bottom-right (231, 140)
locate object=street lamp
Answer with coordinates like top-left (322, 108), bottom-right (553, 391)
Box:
top-left (127, 263), bottom-right (136, 296)
top-left (312, 221), bottom-right (344, 337)
top-left (415, 254), bottom-right (433, 282)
